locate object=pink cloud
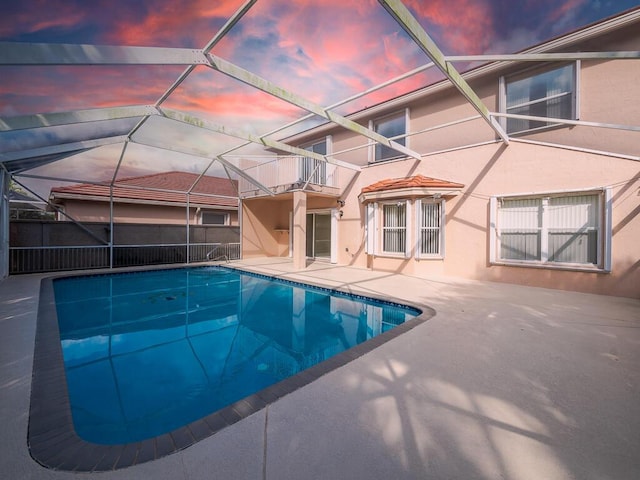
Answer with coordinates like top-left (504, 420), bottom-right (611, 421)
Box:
top-left (405, 0), bottom-right (495, 54)
top-left (1, 66), bottom-right (180, 115)
top-left (102, 0), bottom-right (244, 47)
top-left (0, 0), bottom-right (88, 37)
top-left (546, 0), bottom-right (586, 23)
top-left (162, 68), bottom-right (304, 126)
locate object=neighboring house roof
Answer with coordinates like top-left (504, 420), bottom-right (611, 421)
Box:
top-left (359, 175), bottom-right (464, 202)
top-left (9, 190), bottom-right (47, 211)
top-left (50, 171), bottom-right (238, 209)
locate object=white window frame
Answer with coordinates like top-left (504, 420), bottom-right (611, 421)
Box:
top-left (416, 199), bottom-right (445, 259)
top-left (366, 198), bottom-right (447, 260)
top-left (499, 62), bottom-right (580, 135)
top-left (380, 200), bottom-right (409, 257)
top-left (368, 109), bottom-right (409, 163)
top-left (490, 188), bottom-right (611, 272)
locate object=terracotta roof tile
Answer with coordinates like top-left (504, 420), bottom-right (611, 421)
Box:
top-left (361, 175), bottom-right (464, 194)
top-left (50, 171), bottom-right (238, 208)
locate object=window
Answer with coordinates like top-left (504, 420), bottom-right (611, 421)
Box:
top-left (365, 199), bottom-right (446, 259)
top-left (201, 212), bottom-right (227, 225)
top-left (371, 111), bottom-right (407, 162)
top-left (382, 202), bottom-right (406, 254)
top-left (491, 190), bottom-right (611, 270)
top-left (418, 200), bottom-right (443, 257)
top-left (501, 63), bottom-right (577, 134)
top-left (300, 140), bottom-right (327, 185)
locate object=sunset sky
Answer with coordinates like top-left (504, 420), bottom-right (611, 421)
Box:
top-left (1, 0), bottom-right (638, 194)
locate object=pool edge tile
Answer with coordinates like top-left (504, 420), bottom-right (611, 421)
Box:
top-left (28, 266), bottom-right (435, 472)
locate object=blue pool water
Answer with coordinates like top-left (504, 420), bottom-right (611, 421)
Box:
top-left (53, 267), bottom-right (420, 445)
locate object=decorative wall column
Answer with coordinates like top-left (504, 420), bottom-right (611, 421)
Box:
top-left (292, 190), bottom-right (307, 270)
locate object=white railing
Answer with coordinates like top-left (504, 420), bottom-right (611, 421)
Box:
top-left (205, 243), bottom-right (242, 262)
top-left (239, 156), bottom-right (339, 196)
top-left (9, 242), bottom-right (242, 274)
top-left (10, 245), bottom-right (110, 273)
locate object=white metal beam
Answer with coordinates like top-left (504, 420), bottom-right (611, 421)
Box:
top-left (129, 135), bottom-right (274, 195)
top-left (0, 42), bottom-right (208, 65)
top-left (206, 53), bottom-right (423, 161)
top-left (0, 105), bottom-right (156, 131)
top-left (155, 0), bottom-right (257, 107)
top-left (213, 155), bottom-right (274, 196)
top-left (378, 0), bottom-right (510, 145)
top-left (155, 107), bottom-right (361, 171)
top-left (0, 136), bottom-right (127, 163)
top-left (492, 112), bottom-right (640, 132)
top-left (209, 61), bottom-right (438, 159)
top-left (446, 52), bottom-right (640, 62)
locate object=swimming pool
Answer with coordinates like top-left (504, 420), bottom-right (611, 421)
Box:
top-left (29, 266), bottom-right (427, 471)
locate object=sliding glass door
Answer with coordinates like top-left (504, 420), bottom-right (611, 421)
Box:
top-left (306, 213), bottom-right (331, 259)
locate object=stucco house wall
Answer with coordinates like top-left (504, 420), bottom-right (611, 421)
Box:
top-left (239, 15), bottom-right (640, 298)
top-left (332, 142), bottom-right (638, 297)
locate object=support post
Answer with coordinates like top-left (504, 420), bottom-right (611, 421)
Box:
top-left (292, 191), bottom-right (307, 270)
top-left (109, 185), bottom-right (114, 268)
top-left (186, 193), bottom-right (190, 264)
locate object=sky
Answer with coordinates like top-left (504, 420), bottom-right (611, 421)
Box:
top-left (1, 0), bottom-right (638, 196)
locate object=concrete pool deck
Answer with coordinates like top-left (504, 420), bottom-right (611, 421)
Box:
top-left (1, 258), bottom-right (639, 479)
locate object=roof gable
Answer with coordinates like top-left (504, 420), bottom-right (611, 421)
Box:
top-left (359, 175), bottom-right (464, 202)
top-left (361, 175), bottom-right (464, 194)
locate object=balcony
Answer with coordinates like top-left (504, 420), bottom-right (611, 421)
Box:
top-left (238, 156), bottom-right (354, 199)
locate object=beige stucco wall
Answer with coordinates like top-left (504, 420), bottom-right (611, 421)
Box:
top-left (242, 195), bottom-right (343, 260)
top-left (241, 39), bottom-right (640, 297)
top-left (58, 200), bottom-right (238, 226)
top-left (243, 141), bottom-right (638, 298)
top-left (243, 197), bottom-right (291, 258)
top-left (334, 141), bottom-right (639, 298)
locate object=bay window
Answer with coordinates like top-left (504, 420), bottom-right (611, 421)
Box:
top-left (364, 198), bottom-right (446, 259)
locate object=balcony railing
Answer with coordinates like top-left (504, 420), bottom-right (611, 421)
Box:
top-left (9, 243), bottom-right (241, 274)
top-left (238, 156), bottom-right (340, 197)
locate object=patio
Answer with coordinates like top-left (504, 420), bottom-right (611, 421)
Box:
top-left (1, 258), bottom-right (639, 479)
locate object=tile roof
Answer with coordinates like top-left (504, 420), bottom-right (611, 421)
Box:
top-left (361, 175), bottom-right (464, 194)
top-left (50, 171), bottom-right (238, 208)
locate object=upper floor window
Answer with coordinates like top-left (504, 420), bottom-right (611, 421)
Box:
top-left (371, 111), bottom-right (407, 162)
top-left (490, 189), bottom-right (611, 271)
top-left (300, 139), bottom-right (328, 185)
top-left (501, 63), bottom-right (578, 134)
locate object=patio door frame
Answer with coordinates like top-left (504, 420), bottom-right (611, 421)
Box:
top-left (289, 208), bottom-right (337, 263)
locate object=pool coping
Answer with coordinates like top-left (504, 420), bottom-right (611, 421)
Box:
top-left (28, 264), bottom-right (435, 472)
